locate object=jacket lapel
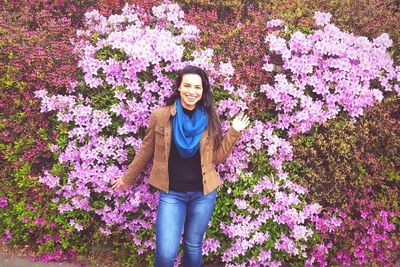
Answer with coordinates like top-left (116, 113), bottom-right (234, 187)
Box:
top-left (199, 128), bottom-right (210, 153)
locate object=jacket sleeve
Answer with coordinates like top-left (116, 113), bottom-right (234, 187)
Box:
top-left (121, 111), bottom-right (157, 185)
top-left (213, 126), bottom-right (242, 165)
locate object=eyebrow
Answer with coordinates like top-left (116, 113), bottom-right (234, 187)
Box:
top-left (183, 82), bottom-right (202, 87)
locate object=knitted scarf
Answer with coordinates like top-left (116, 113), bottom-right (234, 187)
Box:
top-left (172, 98), bottom-right (208, 158)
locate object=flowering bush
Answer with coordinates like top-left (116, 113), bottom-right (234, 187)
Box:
top-left (290, 95), bottom-right (400, 265)
top-left (0, 2), bottom-right (85, 262)
top-left (205, 11), bottom-right (399, 266)
top-left (0, 2), bottom-right (79, 175)
top-left (0, 1), bottom-right (172, 262)
top-left (268, 0), bottom-right (400, 63)
top-left (33, 2), bottom-right (400, 265)
top-left (262, 11), bottom-right (398, 135)
top-left (309, 185), bottom-right (400, 266)
top-left (1, 0), bottom-right (398, 265)
top-left (258, 12), bottom-right (399, 266)
top-left (32, 2), bottom-right (322, 265)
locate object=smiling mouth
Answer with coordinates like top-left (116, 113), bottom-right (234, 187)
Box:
top-left (186, 96), bottom-right (197, 101)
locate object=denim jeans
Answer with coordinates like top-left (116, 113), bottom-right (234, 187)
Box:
top-left (154, 190), bottom-right (217, 267)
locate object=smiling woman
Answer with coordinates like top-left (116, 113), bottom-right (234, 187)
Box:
top-left (178, 74), bottom-right (204, 110)
top-left (112, 65), bottom-right (250, 267)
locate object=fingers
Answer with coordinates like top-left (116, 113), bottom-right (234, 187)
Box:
top-left (112, 181), bottom-right (118, 190)
top-left (112, 178), bottom-right (119, 189)
top-left (238, 113), bottom-right (247, 120)
top-left (238, 114), bottom-right (250, 126)
top-left (112, 177), bottom-right (127, 192)
top-left (232, 113), bottom-right (251, 132)
top-left (235, 113), bottom-right (247, 121)
top-left (241, 114), bottom-right (249, 123)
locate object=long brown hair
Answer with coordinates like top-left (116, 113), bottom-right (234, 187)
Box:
top-left (165, 65), bottom-right (223, 148)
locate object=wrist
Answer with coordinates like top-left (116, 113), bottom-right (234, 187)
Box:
top-left (230, 126), bottom-right (242, 135)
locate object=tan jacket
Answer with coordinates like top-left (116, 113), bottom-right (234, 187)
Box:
top-left (121, 103), bottom-right (242, 195)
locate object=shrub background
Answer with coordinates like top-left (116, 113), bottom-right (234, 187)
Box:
top-left (1, 0), bottom-right (399, 265)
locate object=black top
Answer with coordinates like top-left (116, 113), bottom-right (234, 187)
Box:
top-left (168, 107), bottom-right (203, 192)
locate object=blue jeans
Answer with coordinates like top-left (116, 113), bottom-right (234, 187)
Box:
top-left (154, 190), bottom-right (217, 267)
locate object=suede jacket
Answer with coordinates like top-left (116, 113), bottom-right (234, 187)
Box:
top-left (121, 103), bottom-right (242, 195)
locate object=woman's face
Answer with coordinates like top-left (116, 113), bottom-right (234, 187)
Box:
top-left (178, 73), bottom-right (203, 110)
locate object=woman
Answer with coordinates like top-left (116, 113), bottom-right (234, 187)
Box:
top-left (113, 65), bottom-right (249, 267)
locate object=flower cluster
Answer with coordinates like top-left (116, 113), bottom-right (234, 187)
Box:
top-left (218, 177), bottom-right (321, 265)
top-left (0, 197), bottom-right (8, 208)
top-left (308, 187), bottom-right (400, 266)
top-left (261, 11), bottom-right (399, 153)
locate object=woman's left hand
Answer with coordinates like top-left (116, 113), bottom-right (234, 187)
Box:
top-left (232, 113), bottom-right (250, 132)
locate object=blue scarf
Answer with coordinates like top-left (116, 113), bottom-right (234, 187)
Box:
top-left (172, 99), bottom-right (208, 158)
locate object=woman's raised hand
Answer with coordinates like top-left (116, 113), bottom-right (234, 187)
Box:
top-left (232, 113), bottom-right (250, 132)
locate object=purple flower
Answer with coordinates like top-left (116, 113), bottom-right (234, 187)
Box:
top-left (38, 171), bottom-right (60, 189)
top-left (1, 230), bottom-right (13, 241)
top-left (0, 197), bottom-right (8, 208)
top-left (33, 218), bottom-right (46, 226)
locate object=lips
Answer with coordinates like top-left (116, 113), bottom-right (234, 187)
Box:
top-left (186, 95), bottom-right (198, 101)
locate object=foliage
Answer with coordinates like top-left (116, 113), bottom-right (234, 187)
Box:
top-left (0, 1), bottom-right (172, 263)
top-left (95, 0), bottom-right (164, 16)
top-left (290, 95), bottom-right (400, 265)
top-left (291, 96), bottom-right (400, 207)
top-left (0, 2), bottom-right (80, 261)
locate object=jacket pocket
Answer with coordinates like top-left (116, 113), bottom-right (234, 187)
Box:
top-left (154, 126), bottom-right (166, 162)
top-left (201, 146), bottom-right (214, 167)
top-left (149, 165), bottom-right (168, 192)
top-left (154, 126), bottom-right (165, 136)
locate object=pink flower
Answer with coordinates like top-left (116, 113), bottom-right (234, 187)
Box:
top-left (275, 233), bottom-right (298, 255)
top-left (33, 218), bottom-right (46, 226)
top-left (267, 19), bottom-right (284, 29)
top-left (203, 238), bottom-right (220, 255)
top-left (219, 62), bottom-right (235, 76)
top-left (373, 33), bottom-right (393, 48)
top-left (1, 230), bottom-right (13, 241)
top-left (234, 198), bottom-right (248, 210)
top-left (258, 249), bottom-right (271, 261)
top-left (69, 219), bottom-right (83, 231)
top-left (0, 197), bottom-right (8, 208)
top-left (314, 12), bottom-right (332, 26)
top-left (292, 225), bottom-right (312, 241)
